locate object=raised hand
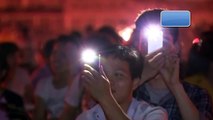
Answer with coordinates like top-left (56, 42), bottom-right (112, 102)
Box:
top-left (81, 64), bottom-right (112, 102)
top-left (140, 49), bottom-right (165, 85)
top-left (160, 55), bottom-right (180, 90)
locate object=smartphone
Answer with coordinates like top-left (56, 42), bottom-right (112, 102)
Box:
top-left (81, 49), bottom-right (101, 71)
top-left (146, 26), bottom-right (163, 54)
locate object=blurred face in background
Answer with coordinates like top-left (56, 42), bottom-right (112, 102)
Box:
top-left (7, 51), bottom-right (21, 68)
top-left (19, 46), bottom-right (37, 71)
top-left (50, 42), bottom-right (80, 75)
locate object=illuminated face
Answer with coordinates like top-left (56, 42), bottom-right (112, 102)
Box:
top-left (102, 56), bottom-right (138, 104)
top-left (50, 42), bottom-right (79, 74)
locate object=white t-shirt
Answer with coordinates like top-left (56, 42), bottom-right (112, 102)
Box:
top-left (76, 98), bottom-right (168, 120)
top-left (64, 75), bottom-right (82, 107)
top-left (6, 67), bottom-right (30, 97)
top-left (35, 77), bottom-right (68, 119)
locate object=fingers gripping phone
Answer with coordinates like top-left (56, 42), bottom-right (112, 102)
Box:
top-left (81, 49), bottom-right (101, 71)
top-left (143, 25), bottom-right (163, 54)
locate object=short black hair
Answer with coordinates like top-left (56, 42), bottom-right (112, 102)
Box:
top-left (44, 32), bottom-right (82, 58)
top-left (97, 25), bottom-right (123, 44)
top-left (84, 32), bottom-right (117, 52)
top-left (55, 31), bottom-right (82, 47)
top-left (101, 45), bottom-right (144, 80)
top-left (0, 42), bottom-right (19, 72)
top-left (134, 9), bottom-right (179, 45)
top-left (0, 42), bottom-right (20, 83)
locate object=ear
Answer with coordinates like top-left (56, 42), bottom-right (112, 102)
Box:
top-left (132, 78), bottom-right (140, 90)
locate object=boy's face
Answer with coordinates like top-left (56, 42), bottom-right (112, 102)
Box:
top-left (50, 42), bottom-right (79, 75)
top-left (101, 56), bottom-right (139, 104)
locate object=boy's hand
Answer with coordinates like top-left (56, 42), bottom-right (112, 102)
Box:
top-left (160, 55), bottom-right (181, 90)
top-left (140, 49), bottom-right (165, 85)
top-left (81, 64), bottom-right (112, 102)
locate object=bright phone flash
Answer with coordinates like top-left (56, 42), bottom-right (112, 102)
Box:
top-left (144, 25), bottom-right (163, 54)
top-left (81, 49), bottom-right (97, 64)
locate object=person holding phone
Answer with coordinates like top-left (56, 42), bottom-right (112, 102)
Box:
top-left (77, 45), bottom-right (168, 120)
top-left (130, 9), bottom-right (213, 120)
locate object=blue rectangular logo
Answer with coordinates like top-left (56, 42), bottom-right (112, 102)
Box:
top-left (161, 10), bottom-right (191, 27)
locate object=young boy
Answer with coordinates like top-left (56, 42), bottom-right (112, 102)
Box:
top-left (77, 45), bottom-right (167, 120)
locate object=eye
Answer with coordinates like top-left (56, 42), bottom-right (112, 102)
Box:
top-left (114, 72), bottom-right (124, 77)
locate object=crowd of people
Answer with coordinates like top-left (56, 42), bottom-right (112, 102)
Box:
top-left (0, 8), bottom-right (212, 120)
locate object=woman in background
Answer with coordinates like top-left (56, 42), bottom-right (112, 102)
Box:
top-left (0, 42), bottom-right (29, 119)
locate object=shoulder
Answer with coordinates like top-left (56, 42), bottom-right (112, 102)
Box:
top-left (182, 81), bottom-right (211, 98)
top-left (183, 81), bottom-right (213, 119)
top-left (132, 99), bottom-right (168, 120)
top-left (182, 81), bottom-right (212, 106)
top-left (76, 104), bottom-right (105, 120)
top-left (133, 83), bottom-right (149, 101)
